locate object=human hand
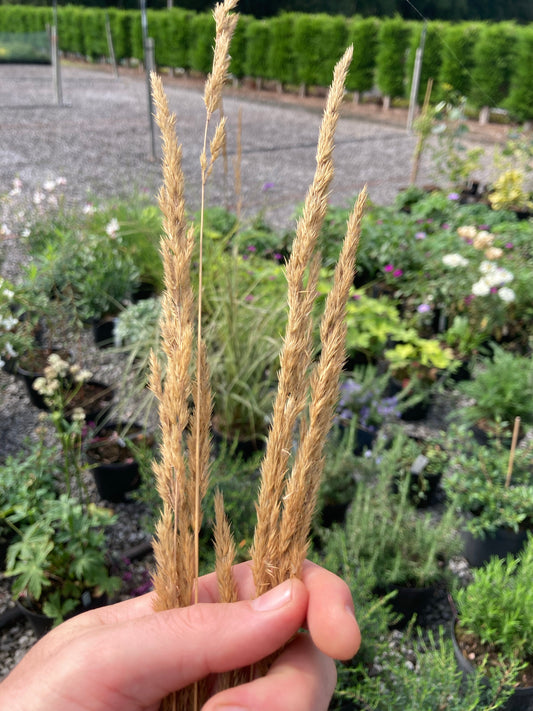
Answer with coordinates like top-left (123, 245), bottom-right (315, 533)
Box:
top-left (0, 560), bottom-right (360, 711)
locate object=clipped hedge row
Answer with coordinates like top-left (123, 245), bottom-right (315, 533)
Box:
top-left (1, 5), bottom-right (532, 120)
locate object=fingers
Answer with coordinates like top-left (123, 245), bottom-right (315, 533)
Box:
top-left (301, 561), bottom-right (361, 660)
top-left (202, 634), bottom-right (337, 711)
top-left (33, 579), bottom-right (309, 710)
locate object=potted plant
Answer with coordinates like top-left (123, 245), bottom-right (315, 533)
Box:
top-left (85, 421), bottom-right (155, 503)
top-left (336, 364), bottom-right (402, 453)
top-left (317, 420), bottom-right (360, 527)
top-left (5, 494), bottom-right (120, 634)
top-left (0, 276), bottom-right (45, 375)
top-left (452, 535), bottom-right (533, 709)
top-left (0, 440), bottom-right (58, 569)
top-left (328, 439), bottom-right (461, 625)
top-left (442, 314), bottom-right (488, 380)
top-left (384, 333), bottom-right (456, 420)
top-left (443, 426), bottom-right (533, 567)
top-left (452, 346), bottom-right (533, 445)
top-left (390, 430), bottom-right (449, 507)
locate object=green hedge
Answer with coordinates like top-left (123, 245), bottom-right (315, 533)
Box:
top-left (1, 5), bottom-right (532, 121)
top-left (375, 16), bottom-right (411, 100)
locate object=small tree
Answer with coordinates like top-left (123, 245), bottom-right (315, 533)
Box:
top-left (506, 25), bottom-right (533, 123)
top-left (470, 22), bottom-right (518, 113)
top-left (346, 16), bottom-right (380, 100)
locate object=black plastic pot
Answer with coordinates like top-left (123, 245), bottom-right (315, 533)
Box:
top-left (462, 526), bottom-right (530, 567)
top-left (451, 620), bottom-right (533, 710)
top-left (374, 583), bottom-right (436, 629)
top-left (92, 316), bottom-right (117, 349)
top-left (90, 458), bottom-right (141, 503)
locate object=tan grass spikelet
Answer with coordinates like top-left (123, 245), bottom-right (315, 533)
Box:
top-left (251, 45), bottom-right (355, 595)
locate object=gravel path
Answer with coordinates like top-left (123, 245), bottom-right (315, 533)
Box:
top-left (0, 61), bottom-right (502, 231)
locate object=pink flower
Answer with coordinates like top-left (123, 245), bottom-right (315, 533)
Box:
top-left (247, 245), bottom-right (257, 252)
top-left (505, 242), bottom-right (514, 249)
top-left (384, 264), bottom-right (394, 272)
top-left (415, 231), bottom-right (426, 240)
top-left (393, 269), bottom-right (403, 278)
top-left (417, 303), bottom-right (431, 313)
top-left (245, 294), bottom-right (254, 302)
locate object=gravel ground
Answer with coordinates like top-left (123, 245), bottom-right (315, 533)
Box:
top-left (0, 60), bottom-right (500, 688)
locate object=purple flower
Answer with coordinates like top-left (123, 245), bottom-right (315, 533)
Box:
top-left (393, 269), bottom-right (403, 278)
top-left (384, 264), bottom-right (394, 272)
top-left (247, 244), bottom-right (257, 252)
top-left (479, 224), bottom-right (490, 230)
top-left (415, 231), bottom-right (426, 240)
top-left (352, 293), bottom-right (361, 300)
top-left (442, 222), bottom-right (450, 230)
top-left (245, 294), bottom-right (254, 302)
top-left (505, 242), bottom-right (514, 249)
top-left (464, 294), bottom-right (475, 305)
top-left (448, 192), bottom-right (460, 201)
top-left (273, 252), bottom-right (283, 261)
top-left (262, 182), bottom-right (275, 191)
top-left (417, 303), bottom-right (431, 313)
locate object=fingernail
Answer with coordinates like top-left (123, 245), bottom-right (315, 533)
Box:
top-left (251, 580), bottom-right (293, 612)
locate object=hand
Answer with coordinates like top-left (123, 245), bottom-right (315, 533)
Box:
top-left (0, 560), bottom-right (360, 711)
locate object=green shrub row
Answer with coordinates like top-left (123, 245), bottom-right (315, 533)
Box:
top-left (1, 5), bottom-right (532, 120)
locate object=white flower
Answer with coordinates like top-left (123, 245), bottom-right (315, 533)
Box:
top-left (498, 287), bottom-right (516, 303)
top-left (33, 190), bottom-right (45, 205)
top-left (83, 203), bottom-right (96, 215)
top-left (21, 228), bottom-right (31, 238)
top-left (1, 315), bottom-right (18, 330)
top-left (43, 179), bottom-right (56, 192)
top-left (46, 353), bottom-right (70, 377)
top-left (479, 260), bottom-right (497, 275)
top-left (4, 341), bottom-right (17, 358)
top-left (471, 279), bottom-right (491, 296)
top-left (106, 218), bottom-right (120, 237)
top-left (479, 262), bottom-right (514, 286)
top-left (2, 288), bottom-right (14, 300)
top-left (71, 407), bottom-right (86, 423)
top-left (73, 368), bottom-right (93, 383)
top-left (0, 357), bottom-right (4, 369)
top-left (1, 223), bottom-right (9, 236)
top-left (442, 253), bottom-right (469, 268)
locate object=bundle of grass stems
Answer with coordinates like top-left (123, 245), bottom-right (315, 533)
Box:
top-left (148, 1), bottom-right (367, 707)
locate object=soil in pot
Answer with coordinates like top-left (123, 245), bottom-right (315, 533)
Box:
top-left (66, 380), bottom-right (114, 424)
top-left (92, 316), bottom-right (117, 349)
top-left (452, 621), bottom-right (533, 710)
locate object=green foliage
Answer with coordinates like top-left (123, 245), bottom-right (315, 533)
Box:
top-left (188, 12), bottom-right (215, 75)
top-left (0, 440), bottom-right (58, 547)
top-left (244, 18), bottom-right (271, 79)
top-left (506, 26), bottom-right (533, 122)
top-left (470, 22), bottom-right (518, 110)
top-left (406, 21), bottom-right (445, 104)
top-left (375, 16), bottom-right (411, 99)
top-left (437, 23), bottom-right (481, 99)
top-left (443, 426), bottom-right (533, 537)
top-left (335, 628), bottom-right (518, 710)
top-left (325, 434), bottom-right (461, 588)
top-left (266, 13), bottom-right (296, 85)
top-left (6, 495), bottom-right (120, 626)
top-left (346, 16), bottom-right (380, 94)
top-left (455, 347), bottom-right (533, 428)
top-left (229, 12), bottom-right (251, 79)
top-left (292, 13), bottom-right (348, 88)
top-left (455, 534), bottom-right (533, 660)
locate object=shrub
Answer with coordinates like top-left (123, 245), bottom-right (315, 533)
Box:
top-left (506, 26), bottom-right (533, 122)
top-left (375, 16), bottom-right (411, 100)
top-left (266, 13), bottom-right (297, 85)
top-left (188, 11), bottom-right (215, 75)
top-left (470, 22), bottom-right (518, 110)
top-left (437, 23), bottom-right (481, 99)
top-left (346, 16), bottom-right (380, 95)
top-left (405, 21), bottom-right (445, 104)
top-left (244, 18), bottom-right (270, 80)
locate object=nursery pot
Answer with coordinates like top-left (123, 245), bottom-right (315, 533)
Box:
top-left (16, 590), bottom-right (109, 639)
top-left (374, 582), bottom-right (436, 629)
top-left (451, 620), bottom-right (533, 711)
top-left (462, 525), bottom-right (530, 568)
top-left (92, 316), bottom-right (117, 349)
top-left (86, 423), bottom-right (152, 503)
top-left (16, 346), bottom-right (73, 410)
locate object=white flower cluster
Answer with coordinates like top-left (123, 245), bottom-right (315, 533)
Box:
top-left (0, 278), bottom-right (19, 367)
top-left (442, 253), bottom-right (469, 268)
top-left (472, 261), bottom-right (515, 301)
top-left (33, 354), bottom-right (93, 407)
top-left (454, 226), bottom-right (516, 304)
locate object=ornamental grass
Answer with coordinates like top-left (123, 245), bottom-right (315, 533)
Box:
top-left (148, 1), bottom-right (366, 707)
